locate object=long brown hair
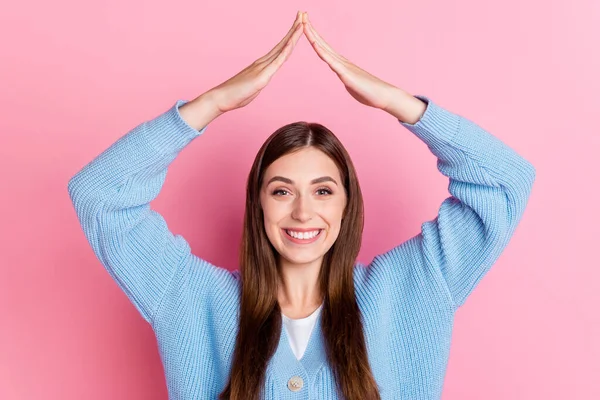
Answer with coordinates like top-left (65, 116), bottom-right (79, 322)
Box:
top-left (219, 122), bottom-right (381, 400)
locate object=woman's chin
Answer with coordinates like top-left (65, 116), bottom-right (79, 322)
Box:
top-left (280, 251), bottom-right (323, 266)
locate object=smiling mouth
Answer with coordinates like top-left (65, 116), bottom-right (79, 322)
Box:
top-left (282, 228), bottom-right (324, 244)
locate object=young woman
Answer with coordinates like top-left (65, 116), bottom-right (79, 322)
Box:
top-left (68, 11), bottom-right (535, 400)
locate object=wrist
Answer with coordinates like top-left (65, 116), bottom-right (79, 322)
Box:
top-left (384, 88), bottom-right (427, 125)
top-left (179, 91), bottom-right (224, 131)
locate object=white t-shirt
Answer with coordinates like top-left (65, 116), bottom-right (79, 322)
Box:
top-left (282, 303), bottom-right (324, 360)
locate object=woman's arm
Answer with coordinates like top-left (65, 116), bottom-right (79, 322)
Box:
top-left (301, 13), bottom-right (535, 308)
top-left (67, 96), bottom-right (218, 324)
top-left (67, 12), bottom-right (305, 324)
top-left (381, 91), bottom-right (536, 308)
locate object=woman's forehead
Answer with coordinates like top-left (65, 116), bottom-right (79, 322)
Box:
top-left (264, 149), bottom-right (341, 184)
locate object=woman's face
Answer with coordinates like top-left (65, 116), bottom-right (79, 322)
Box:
top-left (260, 147), bottom-right (347, 267)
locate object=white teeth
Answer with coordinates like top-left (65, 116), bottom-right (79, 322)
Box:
top-left (286, 229), bottom-right (321, 239)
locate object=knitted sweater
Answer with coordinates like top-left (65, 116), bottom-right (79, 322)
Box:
top-left (67, 94), bottom-right (536, 399)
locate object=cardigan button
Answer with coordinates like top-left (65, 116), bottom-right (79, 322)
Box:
top-left (287, 376), bottom-right (304, 392)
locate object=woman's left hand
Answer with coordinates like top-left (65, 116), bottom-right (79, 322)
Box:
top-left (301, 12), bottom-right (399, 112)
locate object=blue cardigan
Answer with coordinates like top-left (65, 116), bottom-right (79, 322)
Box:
top-left (68, 95), bottom-right (535, 399)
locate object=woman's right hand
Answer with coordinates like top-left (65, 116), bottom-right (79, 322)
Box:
top-left (208, 11), bottom-right (304, 113)
top-left (180, 11), bottom-right (304, 130)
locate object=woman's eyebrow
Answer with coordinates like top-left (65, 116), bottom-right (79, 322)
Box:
top-left (267, 176), bottom-right (338, 186)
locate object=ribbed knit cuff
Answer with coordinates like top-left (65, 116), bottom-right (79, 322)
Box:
top-left (142, 99), bottom-right (209, 156)
top-left (398, 95), bottom-right (461, 150)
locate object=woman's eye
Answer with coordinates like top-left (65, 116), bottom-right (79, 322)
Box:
top-left (272, 188), bottom-right (332, 196)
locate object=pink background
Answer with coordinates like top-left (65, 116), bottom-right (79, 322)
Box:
top-left (1, 0), bottom-right (599, 399)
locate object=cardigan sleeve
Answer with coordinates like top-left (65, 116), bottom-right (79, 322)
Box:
top-left (373, 95), bottom-right (536, 309)
top-left (67, 99), bottom-right (220, 324)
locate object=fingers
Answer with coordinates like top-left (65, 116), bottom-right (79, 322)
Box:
top-left (303, 13), bottom-right (347, 63)
top-left (302, 14), bottom-right (346, 75)
top-left (260, 20), bottom-right (304, 79)
top-left (256, 11), bottom-right (302, 65)
top-left (262, 18), bottom-right (303, 67)
top-left (310, 39), bottom-right (346, 76)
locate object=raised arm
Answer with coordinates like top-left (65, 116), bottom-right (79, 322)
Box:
top-left (301, 13), bottom-right (535, 308)
top-left (67, 95), bottom-right (219, 324)
top-left (67, 12), bottom-right (305, 323)
top-left (376, 91), bottom-right (535, 308)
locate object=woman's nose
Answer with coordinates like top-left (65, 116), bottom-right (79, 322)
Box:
top-left (291, 195), bottom-right (313, 221)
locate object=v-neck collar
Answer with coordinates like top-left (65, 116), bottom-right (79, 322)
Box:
top-left (267, 310), bottom-right (328, 389)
